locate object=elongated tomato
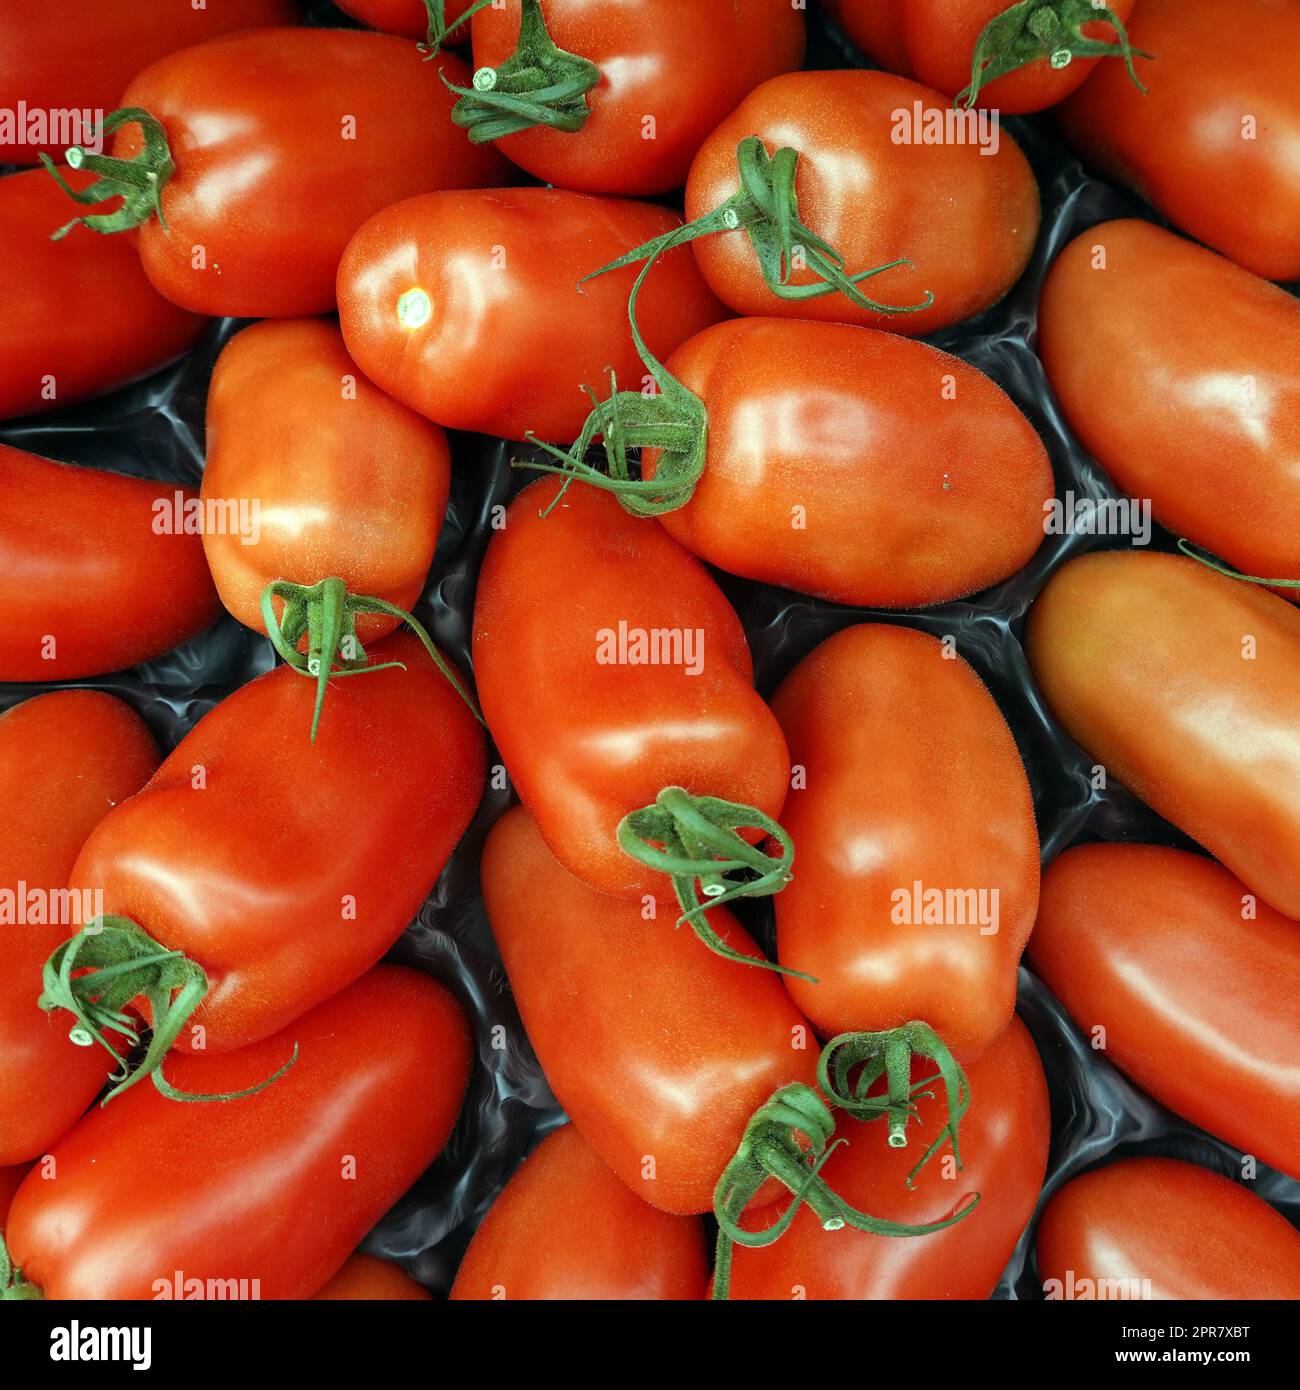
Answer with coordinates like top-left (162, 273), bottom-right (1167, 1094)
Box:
top-left (67, 631), bottom-right (484, 1055)
top-left (652, 318), bottom-right (1052, 606)
top-left (337, 188), bottom-right (726, 443)
top-left (685, 70), bottom-right (1039, 336)
top-left (481, 806), bottom-right (817, 1216)
top-left (451, 1124), bottom-right (708, 1299)
top-left (0, 446), bottom-right (220, 680)
top-left (1027, 552), bottom-right (1300, 919)
top-left (1059, 0), bottom-right (1300, 282)
top-left (1029, 844), bottom-right (1300, 1179)
top-left (770, 624), bottom-right (1039, 1058)
top-left (1037, 1157), bottom-right (1300, 1301)
top-left (313, 1253), bottom-right (432, 1300)
top-left (202, 318), bottom-right (451, 639)
top-left (6, 966), bottom-right (470, 1301)
top-left (473, 481), bottom-right (789, 898)
top-left (727, 1016), bottom-right (1049, 1298)
top-left (0, 169), bottom-right (203, 421)
top-left (0, 694), bottom-right (158, 1166)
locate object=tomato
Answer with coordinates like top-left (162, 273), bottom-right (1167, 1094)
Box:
top-left (769, 624), bottom-right (1039, 1059)
top-left (481, 805), bottom-right (817, 1216)
top-left (825, 0), bottom-right (1141, 113)
top-left (312, 1252), bottom-right (433, 1301)
top-left (473, 481), bottom-right (789, 907)
top-left (335, 1), bottom-right (478, 43)
top-left (1037, 1157), bottom-right (1300, 1300)
top-left (646, 317), bottom-right (1052, 606)
top-left (1039, 220), bottom-right (1300, 585)
top-left (51, 29), bottom-right (509, 318)
top-left (337, 188), bottom-right (725, 444)
top-left (4, 966), bottom-right (470, 1300)
top-left (0, 445), bottom-right (220, 681)
top-left (683, 70), bottom-right (1040, 336)
top-left (726, 1016), bottom-right (1048, 1298)
top-left (1059, 0), bottom-right (1300, 282)
top-left (1027, 552), bottom-right (1300, 919)
top-left (0, 0), bottom-right (297, 165)
top-left (451, 1124), bottom-right (708, 1299)
top-left (1029, 843), bottom-right (1300, 1180)
top-left (53, 630), bottom-right (483, 1089)
top-left (0, 169), bottom-right (203, 422)
top-left (460, 0), bottom-right (805, 195)
top-left (0, 1166), bottom-right (27, 1231)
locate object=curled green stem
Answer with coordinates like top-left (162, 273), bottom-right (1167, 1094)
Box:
top-left (419, 0), bottom-right (494, 57)
top-left (1176, 539), bottom-right (1300, 589)
top-left (260, 577), bottom-right (483, 743)
top-left (957, 0), bottom-right (1151, 108)
top-left (39, 107), bottom-right (173, 239)
top-left (40, 918), bottom-right (297, 1106)
top-left (0, 1235), bottom-right (43, 1300)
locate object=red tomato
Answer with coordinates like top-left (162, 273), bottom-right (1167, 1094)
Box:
top-left (0, 1166), bottom-right (27, 1231)
top-left (727, 1016), bottom-right (1049, 1298)
top-left (451, 1124), bottom-right (708, 1299)
top-left (1059, 0), bottom-right (1300, 281)
top-left (463, 0), bottom-right (805, 195)
top-left (770, 624), bottom-right (1039, 1059)
top-left (1030, 844), bottom-right (1300, 1180)
top-left (0, 0), bottom-right (297, 165)
top-left (202, 318), bottom-right (451, 639)
top-left (684, 70), bottom-right (1040, 336)
top-left (473, 481), bottom-right (789, 900)
top-left (335, 0), bottom-right (477, 42)
top-left (1027, 552), bottom-right (1300, 919)
top-left (62, 631), bottom-right (483, 1066)
top-left (649, 317), bottom-right (1052, 606)
top-left (312, 1252), bottom-right (433, 1301)
top-left (67, 29), bottom-right (509, 317)
top-left (825, 0), bottom-right (1140, 113)
top-left (5, 966), bottom-right (470, 1300)
top-left (337, 188), bottom-right (725, 443)
top-left (481, 806), bottom-right (818, 1216)
top-left (0, 169), bottom-right (203, 421)
top-left (0, 694), bottom-right (158, 1166)
top-left (1037, 1157), bottom-right (1300, 1300)
top-left (1039, 220), bottom-right (1300, 584)
top-left (0, 445), bottom-right (220, 680)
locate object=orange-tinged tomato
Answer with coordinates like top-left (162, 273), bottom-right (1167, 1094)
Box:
top-left (1027, 552), bottom-right (1300, 919)
top-left (312, 1252), bottom-right (433, 1301)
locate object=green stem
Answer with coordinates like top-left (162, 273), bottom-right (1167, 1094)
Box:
top-left (956, 0), bottom-right (1151, 108)
top-left (419, 0), bottom-right (494, 57)
top-left (1176, 539), bottom-right (1300, 589)
top-left (0, 1235), bottom-right (43, 1301)
top-left (40, 918), bottom-right (297, 1106)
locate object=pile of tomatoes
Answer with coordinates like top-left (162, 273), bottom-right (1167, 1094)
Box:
top-left (1, 0), bottom-right (1299, 1306)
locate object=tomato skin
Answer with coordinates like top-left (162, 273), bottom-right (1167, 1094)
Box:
top-left (770, 624), bottom-right (1039, 1059)
top-left (473, 481), bottom-right (789, 898)
top-left (652, 318), bottom-right (1052, 606)
top-left (685, 70), bottom-right (1039, 337)
top-left (1059, 0), bottom-right (1300, 282)
top-left (1030, 844), bottom-right (1300, 1180)
top-left (469, 0), bottom-right (805, 195)
top-left (202, 318), bottom-right (451, 640)
top-left (727, 1016), bottom-right (1049, 1299)
top-left (451, 1125), bottom-right (708, 1299)
top-left (312, 1252), bottom-right (433, 1301)
top-left (0, 446), bottom-right (220, 680)
top-left (335, 0), bottom-right (477, 41)
top-left (7, 965), bottom-right (470, 1301)
top-left (1039, 221), bottom-right (1300, 585)
top-left (337, 188), bottom-right (726, 443)
top-left (1027, 552), bottom-right (1300, 920)
top-left (481, 806), bottom-right (818, 1216)
top-left (0, 1165), bottom-right (28, 1230)
top-left (825, 0), bottom-right (1138, 114)
top-left (0, 170), bottom-right (204, 422)
top-left (0, 694), bottom-right (159, 1167)
top-left (0, 0), bottom-right (298, 165)
top-left (1037, 1157), bottom-right (1300, 1300)
top-left (68, 631), bottom-right (484, 1054)
top-left (108, 30), bottom-right (508, 317)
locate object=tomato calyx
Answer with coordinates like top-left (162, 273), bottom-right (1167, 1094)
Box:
top-left (443, 0), bottom-right (600, 142)
top-left (260, 578), bottom-right (483, 743)
top-left (957, 0), bottom-right (1151, 109)
top-left (1176, 539), bottom-right (1300, 591)
top-left (39, 108), bottom-right (174, 240)
top-left (819, 1022), bottom-right (972, 1189)
top-left (39, 918), bottom-right (298, 1106)
top-left (0, 1236), bottom-right (43, 1301)
top-left (418, 0), bottom-right (493, 58)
